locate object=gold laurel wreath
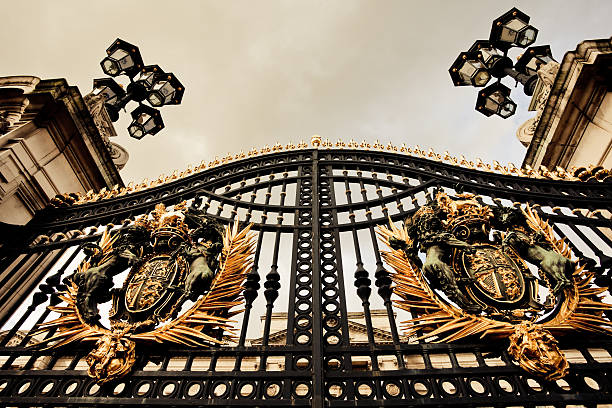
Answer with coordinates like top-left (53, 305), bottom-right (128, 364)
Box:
top-left (377, 205), bottom-right (612, 343)
top-left (33, 221), bottom-right (256, 349)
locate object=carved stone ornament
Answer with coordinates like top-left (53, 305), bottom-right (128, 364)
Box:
top-left (379, 191), bottom-right (611, 380)
top-left (83, 92), bottom-right (130, 170)
top-left (32, 201), bottom-right (256, 384)
top-left (0, 76), bottom-right (41, 135)
top-left (516, 61), bottom-right (560, 147)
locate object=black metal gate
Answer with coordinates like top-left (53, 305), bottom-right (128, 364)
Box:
top-left (0, 147), bottom-right (611, 407)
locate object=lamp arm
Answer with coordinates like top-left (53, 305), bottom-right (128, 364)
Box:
top-left (503, 67), bottom-right (538, 96)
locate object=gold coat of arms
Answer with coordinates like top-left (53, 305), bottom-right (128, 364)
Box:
top-left (379, 192), bottom-right (611, 380)
top-left (32, 202), bottom-right (255, 383)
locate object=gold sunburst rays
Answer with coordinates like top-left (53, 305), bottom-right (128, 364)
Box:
top-left (32, 282), bottom-right (109, 350)
top-left (521, 206), bottom-right (612, 336)
top-left (522, 206), bottom-right (573, 259)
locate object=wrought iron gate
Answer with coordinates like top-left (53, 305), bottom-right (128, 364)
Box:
top-left (0, 146), bottom-right (611, 407)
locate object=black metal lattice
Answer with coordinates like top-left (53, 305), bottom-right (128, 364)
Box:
top-left (0, 148), bottom-right (611, 407)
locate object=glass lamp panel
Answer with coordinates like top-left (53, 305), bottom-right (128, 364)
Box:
top-left (148, 92), bottom-right (163, 106)
top-left (92, 86), bottom-right (106, 97)
top-left (489, 90), bottom-right (505, 104)
top-left (152, 81), bottom-right (165, 92)
top-left (159, 82), bottom-right (175, 97)
top-left (459, 63), bottom-right (476, 82)
top-left (479, 49), bottom-right (497, 65)
top-left (102, 58), bottom-right (120, 75)
top-left (159, 81), bottom-right (176, 97)
top-left (499, 102), bottom-right (516, 118)
top-left (136, 112), bottom-right (152, 126)
top-left (151, 81), bottom-right (176, 104)
top-left (118, 54), bottom-right (135, 71)
top-left (505, 18), bottom-right (526, 31)
top-left (472, 70), bottom-right (490, 87)
top-left (484, 97), bottom-right (499, 113)
top-left (110, 49), bottom-right (128, 61)
top-left (138, 71), bottom-right (156, 88)
top-left (96, 87), bottom-right (119, 105)
top-left (525, 59), bottom-right (541, 76)
top-left (143, 118), bottom-right (157, 133)
top-left (539, 54), bottom-right (553, 63)
top-left (517, 27), bottom-right (537, 47)
top-left (129, 124), bottom-right (144, 139)
top-left (499, 26), bottom-right (518, 44)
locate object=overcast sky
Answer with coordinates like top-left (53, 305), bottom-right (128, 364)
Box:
top-left (2, 1), bottom-right (611, 183)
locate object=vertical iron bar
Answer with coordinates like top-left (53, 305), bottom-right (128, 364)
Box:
top-left (321, 162), bottom-right (354, 400)
top-left (311, 150), bottom-right (323, 407)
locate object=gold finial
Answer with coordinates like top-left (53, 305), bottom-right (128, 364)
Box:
top-left (311, 135), bottom-right (322, 148)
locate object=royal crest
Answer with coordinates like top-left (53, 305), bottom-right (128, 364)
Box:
top-left (380, 191), bottom-right (612, 380)
top-left (32, 201), bottom-right (256, 384)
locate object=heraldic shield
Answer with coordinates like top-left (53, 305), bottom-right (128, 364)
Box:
top-left (31, 201), bottom-right (256, 384)
top-left (123, 254), bottom-right (185, 316)
top-left (380, 191), bottom-right (612, 381)
top-left (452, 243), bottom-right (533, 308)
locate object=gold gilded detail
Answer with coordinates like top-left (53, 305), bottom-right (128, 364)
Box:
top-left (86, 329), bottom-right (136, 384)
top-left (31, 206), bottom-right (256, 384)
top-left (379, 194), bottom-right (612, 380)
top-left (508, 322), bottom-right (569, 381)
top-left (48, 146), bottom-right (608, 208)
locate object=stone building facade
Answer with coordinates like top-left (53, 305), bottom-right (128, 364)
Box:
top-left (519, 37), bottom-right (612, 171)
top-left (0, 76), bottom-right (123, 226)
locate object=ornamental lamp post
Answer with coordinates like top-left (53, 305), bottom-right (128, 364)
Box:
top-left (489, 8), bottom-right (538, 50)
top-left (449, 8), bottom-right (555, 119)
top-left (449, 52), bottom-right (491, 87)
top-left (93, 38), bottom-right (184, 140)
top-left (92, 78), bottom-right (125, 114)
top-left (515, 45), bottom-right (555, 77)
top-left (129, 65), bottom-right (165, 102)
top-left (468, 40), bottom-right (512, 78)
top-left (147, 73), bottom-right (184, 107)
top-left (100, 39), bottom-right (144, 78)
top-left (128, 105), bottom-right (164, 140)
top-left (476, 82), bottom-right (517, 119)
